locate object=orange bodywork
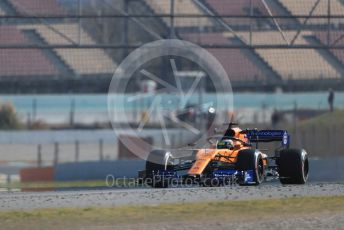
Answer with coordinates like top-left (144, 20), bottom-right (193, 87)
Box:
top-left (188, 127), bottom-right (267, 175)
top-left (188, 148), bottom-right (246, 175)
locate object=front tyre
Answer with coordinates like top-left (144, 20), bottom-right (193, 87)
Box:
top-left (236, 149), bottom-right (265, 185)
top-left (145, 150), bottom-right (174, 188)
top-left (278, 149), bottom-right (309, 184)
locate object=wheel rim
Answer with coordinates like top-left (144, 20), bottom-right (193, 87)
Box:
top-left (302, 158), bottom-right (309, 181)
top-left (301, 150), bottom-right (309, 182)
top-left (256, 157), bottom-right (264, 183)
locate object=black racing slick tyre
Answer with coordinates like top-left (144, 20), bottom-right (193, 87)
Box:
top-left (278, 149), bottom-right (309, 184)
top-left (236, 149), bottom-right (265, 185)
top-left (145, 150), bottom-right (173, 188)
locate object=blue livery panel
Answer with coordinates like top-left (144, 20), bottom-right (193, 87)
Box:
top-left (246, 129), bottom-right (290, 147)
top-left (154, 169), bottom-right (255, 185)
top-left (212, 169), bottom-right (255, 184)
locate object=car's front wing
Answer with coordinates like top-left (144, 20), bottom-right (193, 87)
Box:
top-left (141, 169), bottom-right (256, 186)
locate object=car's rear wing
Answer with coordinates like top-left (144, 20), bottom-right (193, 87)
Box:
top-left (246, 130), bottom-right (290, 147)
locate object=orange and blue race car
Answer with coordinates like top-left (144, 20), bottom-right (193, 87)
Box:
top-left (139, 123), bottom-right (309, 188)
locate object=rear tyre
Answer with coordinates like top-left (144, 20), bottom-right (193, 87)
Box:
top-left (278, 149), bottom-right (309, 184)
top-left (145, 150), bottom-right (173, 188)
top-left (236, 149), bottom-right (265, 185)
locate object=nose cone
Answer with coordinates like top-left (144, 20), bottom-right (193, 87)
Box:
top-left (188, 149), bottom-right (216, 175)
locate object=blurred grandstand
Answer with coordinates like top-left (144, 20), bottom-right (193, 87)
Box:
top-left (0, 0), bottom-right (344, 92)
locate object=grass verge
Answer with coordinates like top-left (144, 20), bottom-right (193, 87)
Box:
top-left (298, 109), bottom-right (344, 128)
top-left (1, 196), bottom-right (344, 230)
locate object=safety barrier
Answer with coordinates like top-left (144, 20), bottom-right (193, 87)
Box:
top-left (20, 167), bottom-right (54, 182)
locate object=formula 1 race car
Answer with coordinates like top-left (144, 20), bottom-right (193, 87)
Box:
top-left (139, 123), bottom-right (309, 188)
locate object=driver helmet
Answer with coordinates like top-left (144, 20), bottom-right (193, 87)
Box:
top-left (217, 139), bottom-right (234, 150)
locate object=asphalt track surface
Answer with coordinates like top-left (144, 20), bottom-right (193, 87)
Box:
top-left (0, 183), bottom-right (343, 211)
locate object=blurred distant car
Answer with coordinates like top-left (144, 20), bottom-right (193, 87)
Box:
top-left (176, 103), bottom-right (216, 126)
top-left (176, 104), bottom-right (197, 123)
